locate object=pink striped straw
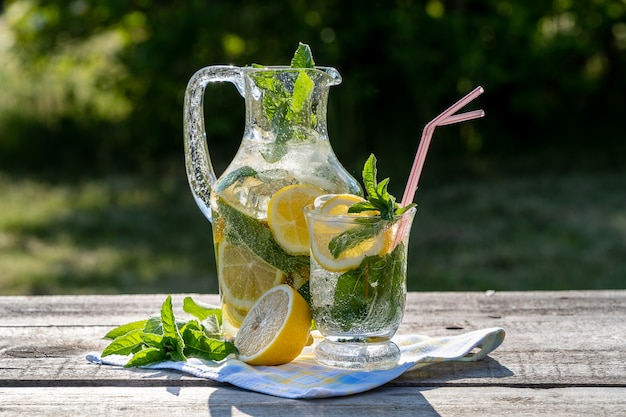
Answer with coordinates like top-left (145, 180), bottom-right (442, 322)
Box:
top-left (400, 86), bottom-right (485, 207)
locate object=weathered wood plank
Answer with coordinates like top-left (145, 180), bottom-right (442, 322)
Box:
top-left (0, 293), bottom-right (222, 326)
top-left (2, 349), bottom-right (624, 388)
top-left (1, 386), bottom-right (624, 417)
top-left (2, 291), bottom-right (625, 326)
top-left (1, 329), bottom-right (625, 387)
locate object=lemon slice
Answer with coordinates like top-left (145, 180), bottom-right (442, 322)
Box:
top-left (218, 241), bottom-right (285, 311)
top-left (308, 194), bottom-right (392, 272)
top-left (309, 224), bottom-right (387, 272)
top-left (267, 184), bottom-right (325, 255)
top-left (222, 302), bottom-right (248, 329)
top-left (212, 216), bottom-right (226, 244)
top-left (235, 284), bottom-right (312, 366)
top-left (315, 193), bottom-right (372, 215)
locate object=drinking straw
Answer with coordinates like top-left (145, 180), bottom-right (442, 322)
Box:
top-left (400, 86), bottom-right (485, 208)
top-left (392, 87), bottom-right (484, 249)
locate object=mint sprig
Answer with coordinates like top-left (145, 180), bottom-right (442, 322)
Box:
top-left (348, 154), bottom-right (416, 221)
top-left (251, 42), bottom-right (317, 162)
top-left (101, 295), bottom-right (237, 367)
top-left (328, 154), bottom-right (416, 258)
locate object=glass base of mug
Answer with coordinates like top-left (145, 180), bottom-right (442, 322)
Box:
top-left (314, 338), bottom-right (400, 370)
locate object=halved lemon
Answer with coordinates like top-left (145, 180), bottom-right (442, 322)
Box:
top-left (235, 284), bottom-right (312, 366)
top-left (267, 184), bottom-right (325, 255)
top-left (308, 194), bottom-right (393, 272)
top-left (218, 241), bottom-right (285, 312)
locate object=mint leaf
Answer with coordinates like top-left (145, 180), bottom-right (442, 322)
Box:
top-left (161, 295), bottom-right (186, 362)
top-left (328, 220), bottom-right (388, 259)
top-left (182, 326), bottom-right (237, 361)
top-left (255, 74), bottom-right (289, 124)
top-left (124, 347), bottom-right (165, 368)
top-left (330, 266), bottom-right (370, 331)
top-left (290, 42), bottom-right (315, 68)
top-left (361, 153), bottom-right (378, 199)
top-left (101, 329), bottom-right (144, 357)
top-left (140, 332), bottom-right (163, 349)
top-left (179, 319), bottom-right (202, 333)
top-left (161, 295), bottom-right (178, 337)
top-left (291, 71), bottom-right (315, 114)
top-left (183, 297), bottom-right (222, 323)
top-left (180, 318), bottom-right (220, 343)
top-left (160, 299), bottom-right (177, 344)
top-left (346, 201), bottom-right (377, 213)
top-left (394, 205), bottom-right (415, 216)
top-left (218, 197), bottom-right (309, 275)
top-left (143, 316), bottom-right (162, 334)
top-left (103, 320), bottom-right (147, 340)
top-left (214, 166), bottom-right (258, 193)
top-left (377, 242), bottom-right (407, 325)
top-left (201, 315), bottom-right (223, 339)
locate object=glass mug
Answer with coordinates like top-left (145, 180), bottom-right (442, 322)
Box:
top-left (304, 204), bottom-right (416, 369)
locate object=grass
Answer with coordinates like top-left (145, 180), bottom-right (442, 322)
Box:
top-left (0, 174), bottom-right (217, 295)
top-left (409, 172), bottom-right (626, 290)
top-left (1, 167), bottom-right (625, 295)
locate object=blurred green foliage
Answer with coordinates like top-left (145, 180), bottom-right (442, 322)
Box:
top-left (1, 0), bottom-right (625, 179)
top-left (2, 1), bottom-right (626, 295)
top-left (2, 171), bottom-right (625, 294)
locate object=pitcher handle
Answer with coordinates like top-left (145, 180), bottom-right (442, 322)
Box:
top-left (183, 65), bottom-right (244, 222)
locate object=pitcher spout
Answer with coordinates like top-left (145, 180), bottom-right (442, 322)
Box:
top-left (322, 66), bottom-right (342, 86)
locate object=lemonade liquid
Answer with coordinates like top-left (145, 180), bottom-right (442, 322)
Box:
top-left (307, 211), bottom-right (414, 342)
top-left (211, 139), bottom-right (360, 339)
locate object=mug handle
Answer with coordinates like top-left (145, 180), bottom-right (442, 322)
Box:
top-left (183, 65), bottom-right (244, 222)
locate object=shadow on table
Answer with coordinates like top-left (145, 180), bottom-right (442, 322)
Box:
top-left (204, 358), bottom-right (512, 416)
top-left (395, 356), bottom-right (514, 385)
top-left (123, 354), bottom-right (511, 416)
top-left (132, 368), bottom-right (443, 416)
top-left (206, 385), bottom-right (443, 417)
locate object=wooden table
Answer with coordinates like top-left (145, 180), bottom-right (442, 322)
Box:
top-left (1, 291), bottom-right (625, 416)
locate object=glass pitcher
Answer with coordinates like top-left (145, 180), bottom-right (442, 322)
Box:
top-left (183, 65), bottom-right (361, 338)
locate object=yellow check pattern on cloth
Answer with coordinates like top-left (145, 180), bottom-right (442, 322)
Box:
top-left (87, 327), bottom-right (505, 399)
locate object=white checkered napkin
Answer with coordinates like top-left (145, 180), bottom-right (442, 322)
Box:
top-left (86, 327), bottom-right (505, 399)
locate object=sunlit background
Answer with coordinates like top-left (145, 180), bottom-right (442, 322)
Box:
top-left (1, 0), bottom-right (625, 295)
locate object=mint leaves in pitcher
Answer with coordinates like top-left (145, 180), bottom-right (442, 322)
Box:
top-left (251, 43), bottom-right (317, 162)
